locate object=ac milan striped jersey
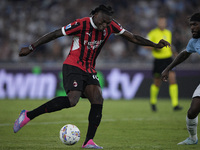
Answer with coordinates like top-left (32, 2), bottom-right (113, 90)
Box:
top-left (61, 17), bottom-right (125, 73)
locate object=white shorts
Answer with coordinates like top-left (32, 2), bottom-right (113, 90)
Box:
top-left (192, 84), bottom-right (200, 98)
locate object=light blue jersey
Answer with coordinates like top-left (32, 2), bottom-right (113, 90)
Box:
top-left (186, 38), bottom-right (200, 54)
top-left (186, 38), bottom-right (200, 98)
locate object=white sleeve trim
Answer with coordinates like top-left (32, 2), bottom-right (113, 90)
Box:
top-left (115, 28), bottom-right (125, 36)
top-left (61, 27), bottom-right (66, 36)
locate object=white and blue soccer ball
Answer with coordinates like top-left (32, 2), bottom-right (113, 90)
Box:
top-left (59, 124), bottom-right (81, 145)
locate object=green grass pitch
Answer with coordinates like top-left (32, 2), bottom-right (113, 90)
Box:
top-left (0, 98), bottom-right (199, 150)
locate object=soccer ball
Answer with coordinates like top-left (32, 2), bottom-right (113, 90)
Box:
top-left (59, 124), bottom-right (81, 145)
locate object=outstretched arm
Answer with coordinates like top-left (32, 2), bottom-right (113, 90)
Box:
top-left (120, 30), bottom-right (170, 48)
top-left (161, 50), bottom-right (191, 81)
top-left (19, 29), bottom-right (63, 57)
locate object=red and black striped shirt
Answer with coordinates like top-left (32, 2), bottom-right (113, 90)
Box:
top-left (62, 17), bottom-right (125, 73)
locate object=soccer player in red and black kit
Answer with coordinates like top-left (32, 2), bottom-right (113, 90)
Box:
top-left (14, 5), bottom-right (170, 149)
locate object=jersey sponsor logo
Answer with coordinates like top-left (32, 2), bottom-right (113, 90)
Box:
top-left (65, 24), bottom-right (71, 30)
top-left (84, 40), bottom-right (104, 50)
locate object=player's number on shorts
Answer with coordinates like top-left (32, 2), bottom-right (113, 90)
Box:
top-left (92, 75), bottom-right (99, 81)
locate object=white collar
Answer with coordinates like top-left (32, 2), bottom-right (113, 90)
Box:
top-left (90, 17), bottom-right (97, 29)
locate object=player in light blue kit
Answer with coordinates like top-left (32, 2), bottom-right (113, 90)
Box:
top-left (162, 12), bottom-right (200, 145)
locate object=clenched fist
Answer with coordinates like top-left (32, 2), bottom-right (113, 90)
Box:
top-left (19, 46), bottom-right (34, 57)
top-left (155, 39), bottom-right (171, 49)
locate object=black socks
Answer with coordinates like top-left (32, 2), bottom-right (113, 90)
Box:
top-left (26, 98), bottom-right (103, 146)
top-left (27, 96), bottom-right (71, 120)
top-left (84, 104), bottom-right (103, 145)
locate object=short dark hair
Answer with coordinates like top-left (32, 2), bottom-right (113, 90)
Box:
top-left (190, 12), bottom-right (200, 22)
top-left (90, 5), bottom-right (114, 16)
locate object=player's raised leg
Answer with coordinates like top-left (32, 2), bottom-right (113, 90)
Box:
top-left (13, 92), bottom-right (81, 133)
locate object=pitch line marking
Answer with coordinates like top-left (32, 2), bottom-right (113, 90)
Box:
top-left (0, 117), bottom-right (159, 127)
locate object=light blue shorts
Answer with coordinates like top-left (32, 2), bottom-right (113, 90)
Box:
top-left (192, 84), bottom-right (200, 98)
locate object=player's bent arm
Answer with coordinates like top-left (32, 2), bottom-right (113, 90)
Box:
top-left (161, 50), bottom-right (191, 82)
top-left (19, 29), bottom-right (64, 57)
top-left (161, 50), bottom-right (191, 81)
top-left (32, 29), bottom-right (64, 48)
top-left (120, 30), bottom-right (170, 48)
top-left (165, 50), bottom-right (191, 71)
top-left (120, 30), bottom-right (156, 47)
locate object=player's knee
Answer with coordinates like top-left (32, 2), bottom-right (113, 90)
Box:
top-left (67, 91), bottom-right (81, 107)
top-left (94, 94), bottom-right (104, 104)
top-left (68, 98), bottom-right (79, 107)
top-left (188, 97), bottom-right (200, 119)
top-left (67, 96), bottom-right (79, 107)
top-left (187, 109), bottom-right (198, 119)
top-left (97, 94), bottom-right (104, 102)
